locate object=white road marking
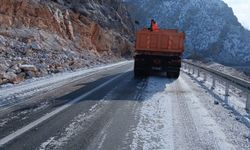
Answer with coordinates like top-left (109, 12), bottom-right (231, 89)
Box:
top-left (0, 70), bottom-right (129, 147)
top-left (0, 61), bottom-right (132, 112)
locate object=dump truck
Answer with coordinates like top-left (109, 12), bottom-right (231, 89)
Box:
top-left (134, 28), bottom-right (185, 78)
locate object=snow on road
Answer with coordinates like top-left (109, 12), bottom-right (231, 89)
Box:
top-left (0, 61), bottom-right (131, 108)
top-left (130, 77), bottom-right (174, 150)
top-left (1, 60), bottom-right (249, 149)
top-left (175, 76), bottom-right (235, 150)
top-left (131, 74), bottom-right (239, 149)
top-left (39, 102), bottom-right (106, 150)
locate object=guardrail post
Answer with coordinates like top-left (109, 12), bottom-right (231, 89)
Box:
top-left (183, 61), bottom-right (250, 112)
top-left (212, 75), bottom-right (215, 89)
top-left (225, 82), bottom-right (229, 96)
top-left (203, 72), bottom-right (207, 82)
top-left (246, 93), bottom-right (250, 111)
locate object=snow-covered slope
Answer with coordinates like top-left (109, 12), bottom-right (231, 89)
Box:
top-left (125, 0), bottom-right (250, 65)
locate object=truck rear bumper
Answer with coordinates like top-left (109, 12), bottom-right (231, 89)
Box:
top-left (134, 54), bottom-right (181, 72)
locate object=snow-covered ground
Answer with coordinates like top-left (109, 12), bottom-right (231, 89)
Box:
top-left (130, 74), bottom-right (249, 149)
top-left (182, 62), bottom-right (249, 116)
top-left (0, 59), bottom-right (249, 149)
top-left (131, 77), bottom-right (232, 149)
top-left (130, 77), bottom-right (174, 150)
top-left (0, 61), bottom-right (131, 108)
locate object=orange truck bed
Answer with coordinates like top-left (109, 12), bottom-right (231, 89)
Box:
top-left (135, 29), bottom-right (185, 54)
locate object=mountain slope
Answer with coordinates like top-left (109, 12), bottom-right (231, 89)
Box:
top-left (125, 0), bottom-right (250, 65)
top-left (0, 0), bottom-right (134, 85)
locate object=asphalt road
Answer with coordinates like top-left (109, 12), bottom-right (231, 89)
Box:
top-left (0, 61), bottom-right (249, 150)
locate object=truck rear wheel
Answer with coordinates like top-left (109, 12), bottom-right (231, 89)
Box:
top-left (134, 70), bottom-right (140, 77)
top-left (167, 70), bottom-right (180, 79)
top-left (134, 70), bottom-right (148, 78)
top-left (134, 69), bottom-right (143, 77)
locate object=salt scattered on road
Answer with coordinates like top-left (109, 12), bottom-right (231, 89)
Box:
top-left (38, 100), bottom-right (108, 150)
top-left (130, 77), bottom-right (174, 150)
top-left (131, 74), bottom-right (239, 149)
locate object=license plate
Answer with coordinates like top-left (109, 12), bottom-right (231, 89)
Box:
top-left (152, 67), bottom-right (161, 70)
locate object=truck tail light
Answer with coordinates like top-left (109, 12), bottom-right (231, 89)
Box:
top-left (170, 59), bottom-right (181, 65)
top-left (135, 58), bottom-right (145, 61)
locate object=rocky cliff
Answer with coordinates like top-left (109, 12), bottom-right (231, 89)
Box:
top-left (125, 0), bottom-right (250, 66)
top-left (0, 0), bottom-right (134, 85)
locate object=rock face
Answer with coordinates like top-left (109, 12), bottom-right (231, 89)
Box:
top-left (125, 0), bottom-right (250, 65)
top-left (0, 0), bottom-right (134, 85)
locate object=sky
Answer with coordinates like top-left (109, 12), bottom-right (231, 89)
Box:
top-left (223, 0), bottom-right (250, 30)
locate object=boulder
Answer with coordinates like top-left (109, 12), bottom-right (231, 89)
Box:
top-left (25, 49), bottom-right (33, 56)
top-left (19, 64), bottom-right (38, 72)
top-left (30, 42), bottom-right (41, 50)
top-left (0, 71), bottom-right (5, 78)
top-left (4, 72), bottom-right (17, 84)
top-left (38, 68), bottom-right (48, 76)
top-left (17, 72), bottom-right (26, 79)
top-left (0, 78), bottom-right (9, 85)
top-left (0, 35), bottom-right (7, 46)
top-left (7, 68), bottom-right (17, 74)
top-left (12, 77), bottom-right (24, 84)
top-left (0, 63), bottom-right (8, 72)
top-left (26, 71), bottom-right (36, 79)
top-left (13, 72), bottom-right (26, 84)
top-left (55, 66), bottom-right (65, 73)
top-left (11, 64), bottom-right (22, 73)
top-left (56, 0), bottom-right (64, 5)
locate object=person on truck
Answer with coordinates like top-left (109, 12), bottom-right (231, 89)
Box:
top-left (148, 19), bottom-right (159, 31)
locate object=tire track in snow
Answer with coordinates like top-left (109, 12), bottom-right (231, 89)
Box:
top-left (0, 71), bottom-right (128, 147)
top-left (173, 75), bottom-right (235, 150)
top-left (130, 74), bottom-right (236, 150)
top-left (130, 77), bottom-right (175, 150)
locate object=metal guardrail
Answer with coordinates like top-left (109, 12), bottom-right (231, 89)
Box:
top-left (182, 60), bottom-right (250, 111)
